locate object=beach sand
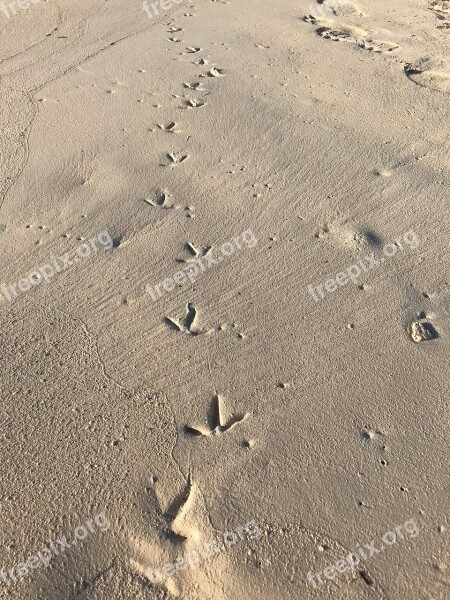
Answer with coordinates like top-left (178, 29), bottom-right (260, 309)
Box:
top-left (0, 0), bottom-right (449, 598)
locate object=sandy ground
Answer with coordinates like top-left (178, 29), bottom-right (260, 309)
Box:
top-left (0, 0), bottom-right (449, 598)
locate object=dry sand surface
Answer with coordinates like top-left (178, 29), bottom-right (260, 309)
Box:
top-left (0, 0), bottom-right (449, 598)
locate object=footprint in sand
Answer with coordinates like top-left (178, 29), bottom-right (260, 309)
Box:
top-left (129, 467), bottom-right (197, 596)
top-left (404, 63), bottom-right (450, 93)
top-left (183, 81), bottom-right (205, 90)
top-left (315, 224), bottom-right (330, 239)
top-left (433, 0), bottom-right (450, 29)
top-left (163, 469), bottom-right (195, 536)
top-left (165, 303), bottom-right (211, 336)
top-left (408, 320), bottom-right (439, 343)
top-left (345, 228), bottom-right (382, 252)
top-left (206, 67), bottom-right (225, 77)
top-left (430, 0), bottom-right (450, 28)
top-left (304, 14), bottom-right (399, 53)
top-left (402, 9), bottom-right (450, 91)
top-left (184, 393), bottom-right (248, 437)
top-left (176, 242), bottom-right (212, 264)
top-left (315, 220), bottom-right (384, 254)
top-left (359, 38), bottom-right (399, 53)
top-left (143, 189), bottom-right (179, 209)
top-left (183, 98), bottom-right (206, 109)
top-left (360, 424), bottom-right (383, 442)
top-left (215, 322), bottom-right (247, 340)
top-left (129, 466), bottom-right (242, 598)
top-left (162, 152), bottom-right (190, 166)
top-left (156, 121), bottom-right (181, 133)
top-left (304, 15), bottom-right (367, 43)
top-left (430, 0), bottom-right (450, 17)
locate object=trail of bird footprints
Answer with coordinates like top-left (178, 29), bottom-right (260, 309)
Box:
top-left (146, 18), bottom-right (231, 341)
top-left (143, 18), bottom-right (226, 226)
top-left (130, 7), bottom-right (445, 593)
top-left (304, 0), bottom-right (450, 92)
top-left (130, 394), bottom-right (248, 587)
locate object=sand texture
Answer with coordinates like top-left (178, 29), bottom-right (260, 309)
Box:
top-left (0, 0), bottom-right (449, 598)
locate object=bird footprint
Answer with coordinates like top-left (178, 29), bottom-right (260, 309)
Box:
top-left (164, 468), bottom-right (194, 535)
top-left (156, 121), bottom-right (180, 133)
top-left (183, 82), bottom-right (205, 90)
top-left (185, 393), bottom-right (248, 437)
top-left (165, 303), bottom-right (208, 336)
top-left (143, 189), bottom-right (178, 209)
top-left (184, 99), bottom-right (206, 109)
top-left (162, 152), bottom-right (189, 166)
top-left (176, 242), bottom-right (212, 263)
top-left (206, 68), bottom-right (225, 77)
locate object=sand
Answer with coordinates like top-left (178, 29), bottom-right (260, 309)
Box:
top-left (0, 0), bottom-right (449, 598)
